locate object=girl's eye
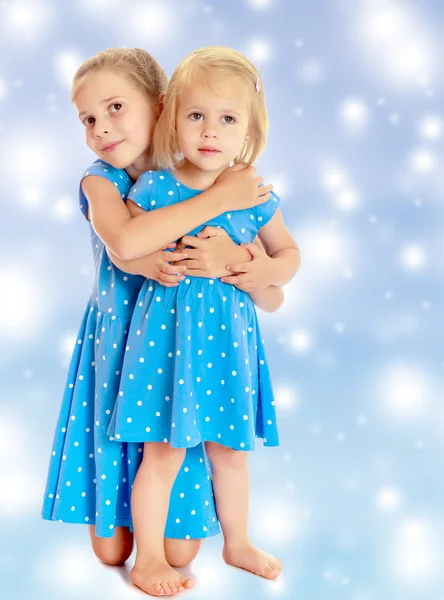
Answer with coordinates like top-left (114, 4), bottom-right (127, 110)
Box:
top-left (190, 112), bottom-right (203, 121)
top-left (110, 103), bottom-right (122, 113)
top-left (222, 116), bottom-right (236, 124)
top-left (83, 116), bottom-right (95, 126)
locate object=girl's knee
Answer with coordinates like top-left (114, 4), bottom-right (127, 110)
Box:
top-left (142, 442), bottom-right (186, 472)
top-left (205, 442), bottom-right (247, 468)
top-left (89, 526), bottom-right (134, 566)
top-left (164, 538), bottom-right (203, 568)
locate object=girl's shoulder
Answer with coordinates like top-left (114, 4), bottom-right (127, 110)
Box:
top-left (132, 169), bottom-right (171, 189)
top-left (81, 159), bottom-right (131, 188)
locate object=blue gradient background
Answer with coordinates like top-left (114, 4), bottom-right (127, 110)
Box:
top-left (0, 1), bottom-right (443, 599)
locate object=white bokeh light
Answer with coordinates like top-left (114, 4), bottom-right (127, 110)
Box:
top-left (3, 133), bottom-right (61, 189)
top-left (410, 149), bottom-right (436, 173)
top-left (335, 188), bottom-right (361, 211)
top-left (246, 0), bottom-right (275, 9)
top-left (392, 518), bottom-right (440, 584)
top-left (127, 3), bottom-right (175, 45)
top-left (55, 50), bottom-right (83, 89)
top-left (399, 244), bottom-right (428, 271)
top-left (0, 467), bottom-right (42, 516)
top-left (52, 196), bottom-right (77, 221)
top-left (20, 188), bottom-right (42, 210)
top-left (60, 333), bottom-right (78, 358)
top-left (275, 384), bottom-right (300, 411)
top-left (290, 329), bottom-right (314, 353)
top-left (253, 499), bottom-right (300, 545)
top-left (379, 364), bottom-right (431, 419)
top-left (354, 1), bottom-right (436, 87)
top-left (245, 38), bottom-right (274, 64)
top-left (2, 0), bottom-right (54, 41)
top-left (322, 165), bottom-right (348, 191)
top-left (340, 99), bottom-right (369, 131)
top-left (266, 174), bottom-right (289, 198)
top-left (419, 115), bottom-right (443, 140)
top-left (297, 223), bottom-right (353, 273)
top-left (375, 486), bottom-right (402, 512)
top-left (192, 554), bottom-right (231, 597)
top-left (0, 266), bottom-right (49, 340)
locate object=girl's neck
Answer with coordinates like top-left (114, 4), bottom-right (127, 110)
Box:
top-left (173, 159), bottom-right (228, 190)
top-left (125, 148), bottom-right (155, 183)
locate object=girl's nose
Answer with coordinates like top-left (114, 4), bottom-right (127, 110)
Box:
top-left (203, 129), bottom-right (217, 139)
top-left (94, 119), bottom-right (111, 138)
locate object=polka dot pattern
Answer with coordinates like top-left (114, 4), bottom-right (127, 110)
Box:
top-left (108, 170), bottom-right (280, 451)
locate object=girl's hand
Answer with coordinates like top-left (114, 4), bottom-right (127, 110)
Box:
top-left (215, 163), bottom-right (273, 210)
top-left (137, 245), bottom-right (189, 287)
top-left (220, 242), bottom-right (274, 292)
top-left (176, 226), bottom-right (251, 278)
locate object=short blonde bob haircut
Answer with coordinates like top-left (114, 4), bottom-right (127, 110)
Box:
top-left (153, 46), bottom-right (269, 169)
top-left (71, 47), bottom-right (168, 105)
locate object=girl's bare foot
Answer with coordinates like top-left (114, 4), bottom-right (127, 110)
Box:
top-left (130, 561), bottom-right (195, 596)
top-left (223, 542), bottom-right (282, 580)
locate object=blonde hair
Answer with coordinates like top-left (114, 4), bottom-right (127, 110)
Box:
top-left (71, 47), bottom-right (168, 104)
top-left (153, 46), bottom-right (268, 169)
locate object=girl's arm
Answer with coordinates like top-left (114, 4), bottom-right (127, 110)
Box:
top-left (249, 286), bottom-right (284, 313)
top-left (221, 210), bottom-right (301, 290)
top-left (83, 165), bottom-right (272, 261)
top-left (257, 210), bottom-right (301, 287)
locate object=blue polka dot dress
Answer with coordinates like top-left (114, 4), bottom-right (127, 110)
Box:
top-left (107, 170), bottom-right (280, 451)
top-left (41, 161), bottom-right (220, 539)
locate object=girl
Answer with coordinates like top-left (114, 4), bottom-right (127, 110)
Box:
top-left (41, 47), bottom-right (275, 590)
top-left (108, 47), bottom-right (301, 595)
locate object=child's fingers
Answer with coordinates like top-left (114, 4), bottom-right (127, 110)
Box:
top-left (162, 263), bottom-right (187, 275)
top-left (161, 243), bottom-right (177, 250)
top-left (158, 271), bottom-right (185, 283)
top-left (164, 251), bottom-right (188, 262)
top-left (220, 274), bottom-right (251, 285)
top-left (176, 249), bottom-right (200, 260)
top-left (225, 262), bottom-right (252, 273)
top-left (158, 279), bottom-right (179, 287)
top-left (180, 235), bottom-right (203, 248)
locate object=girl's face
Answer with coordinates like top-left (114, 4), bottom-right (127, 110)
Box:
top-left (176, 75), bottom-right (251, 175)
top-left (75, 70), bottom-right (159, 170)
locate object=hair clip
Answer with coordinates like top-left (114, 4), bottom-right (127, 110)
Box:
top-left (255, 74), bottom-right (261, 93)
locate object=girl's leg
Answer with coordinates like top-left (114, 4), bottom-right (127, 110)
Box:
top-left (130, 442), bottom-right (194, 597)
top-left (89, 525), bottom-right (134, 566)
top-left (205, 442), bottom-right (282, 580)
top-left (164, 538), bottom-right (204, 568)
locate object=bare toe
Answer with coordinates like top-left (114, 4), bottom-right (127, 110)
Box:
top-left (223, 543), bottom-right (282, 581)
top-left (181, 577), bottom-right (195, 590)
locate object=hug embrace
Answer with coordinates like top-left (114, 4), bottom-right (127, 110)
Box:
top-left (42, 45), bottom-right (301, 596)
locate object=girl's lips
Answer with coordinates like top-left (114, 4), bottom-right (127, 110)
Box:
top-left (198, 148), bottom-right (221, 154)
top-left (102, 140), bottom-right (123, 153)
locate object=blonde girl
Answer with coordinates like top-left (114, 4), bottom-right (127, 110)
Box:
top-left (109, 46), bottom-right (300, 595)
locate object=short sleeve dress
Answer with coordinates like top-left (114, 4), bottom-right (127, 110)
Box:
top-left (41, 161), bottom-right (220, 539)
top-left (107, 169), bottom-right (280, 451)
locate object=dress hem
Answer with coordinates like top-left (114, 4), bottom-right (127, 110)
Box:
top-left (112, 431), bottom-right (280, 451)
top-left (41, 512), bottom-right (221, 540)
